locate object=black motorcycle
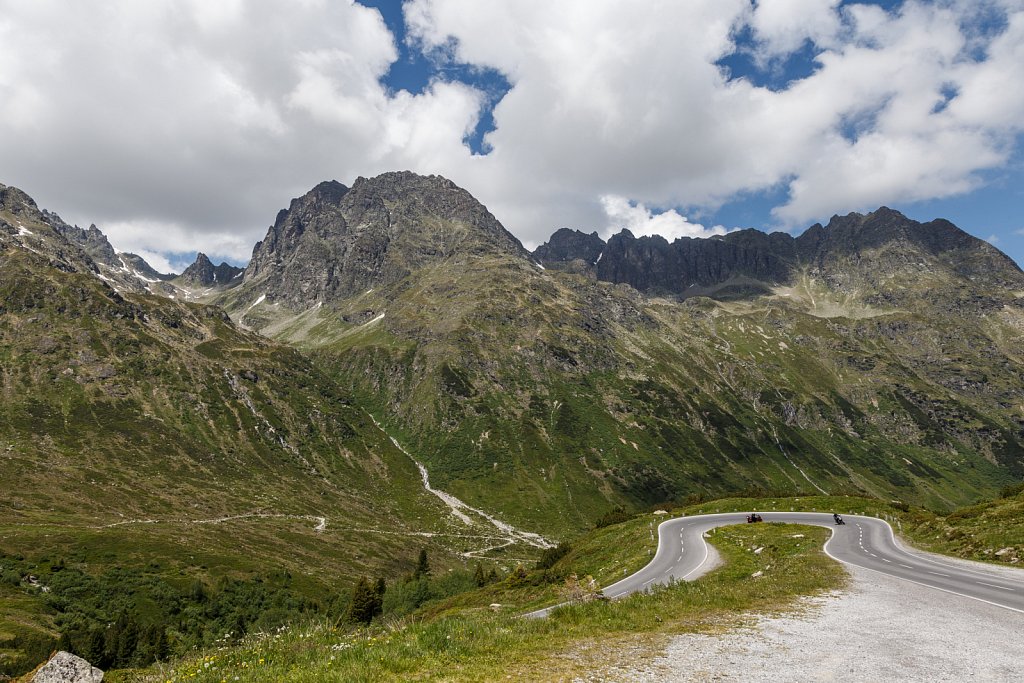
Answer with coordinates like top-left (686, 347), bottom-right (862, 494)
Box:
top-left (833, 515), bottom-right (845, 525)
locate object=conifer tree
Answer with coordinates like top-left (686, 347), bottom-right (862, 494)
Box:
top-left (345, 577), bottom-right (377, 624)
top-left (414, 548), bottom-right (431, 579)
top-left (473, 562), bottom-right (485, 587)
top-left (373, 576), bottom-right (386, 617)
top-left (114, 613), bottom-right (139, 667)
top-left (86, 628), bottom-right (106, 669)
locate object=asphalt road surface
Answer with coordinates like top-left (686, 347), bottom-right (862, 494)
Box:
top-left (525, 512), bottom-right (1024, 618)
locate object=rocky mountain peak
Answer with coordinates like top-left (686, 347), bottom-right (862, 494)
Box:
top-left (532, 228), bottom-right (606, 271)
top-left (307, 179), bottom-right (349, 204)
top-left (179, 252), bottom-right (244, 287)
top-left (49, 220), bottom-right (118, 265)
top-left (0, 182), bottom-right (43, 221)
top-left (238, 171), bottom-right (530, 310)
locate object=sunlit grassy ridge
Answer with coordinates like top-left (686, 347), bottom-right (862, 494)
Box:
top-left (901, 486), bottom-right (1024, 564)
top-left (124, 522), bottom-right (841, 683)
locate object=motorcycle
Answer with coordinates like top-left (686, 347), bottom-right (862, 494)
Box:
top-left (834, 515), bottom-right (845, 525)
top-left (746, 513), bottom-right (763, 523)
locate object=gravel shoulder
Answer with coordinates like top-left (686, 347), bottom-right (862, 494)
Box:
top-left (591, 564), bottom-right (1024, 682)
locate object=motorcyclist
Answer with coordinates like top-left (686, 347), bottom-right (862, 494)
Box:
top-left (833, 512), bottom-right (842, 524)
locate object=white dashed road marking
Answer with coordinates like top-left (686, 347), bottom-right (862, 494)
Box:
top-left (976, 581), bottom-right (1014, 592)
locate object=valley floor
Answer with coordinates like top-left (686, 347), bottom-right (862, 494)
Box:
top-left (584, 563), bottom-right (1023, 682)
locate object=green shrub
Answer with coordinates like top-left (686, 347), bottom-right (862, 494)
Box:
top-left (999, 481), bottom-right (1024, 499)
top-left (535, 541), bottom-right (572, 570)
top-left (594, 506), bottom-right (632, 529)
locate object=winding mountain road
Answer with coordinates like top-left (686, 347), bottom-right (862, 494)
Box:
top-left (526, 512), bottom-right (1024, 618)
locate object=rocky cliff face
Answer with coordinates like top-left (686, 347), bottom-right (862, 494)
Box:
top-left (1, 183), bottom-right (105, 277)
top-left (178, 252), bottom-right (243, 287)
top-left (532, 228), bottom-right (605, 272)
top-left (533, 208), bottom-right (1024, 302)
top-left (49, 220), bottom-right (118, 265)
top-left (238, 172), bottom-right (529, 310)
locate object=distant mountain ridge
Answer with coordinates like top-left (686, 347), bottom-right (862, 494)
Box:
top-left (178, 252), bottom-right (244, 287)
top-left (0, 182), bottom-right (182, 297)
top-left (192, 172), bottom-right (1024, 538)
top-left (533, 208), bottom-right (1023, 301)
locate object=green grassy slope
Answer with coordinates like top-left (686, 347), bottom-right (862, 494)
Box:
top-left (225, 247), bottom-right (1024, 539)
top-left (129, 519), bottom-right (842, 682)
top-left (0, 238), bottom-right (546, 675)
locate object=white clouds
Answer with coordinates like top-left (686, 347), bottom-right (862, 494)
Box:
top-left (750, 0), bottom-right (842, 57)
top-left (405, 0), bottom-right (1024, 240)
top-left (0, 0), bottom-right (1022, 265)
top-left (768, 1), bottom-right (1023, 222)
top-left (102, 218), bottom-right (256, 267)
top-left (0, 0), bottom-right (484, 264)
top-left (600, 196), bottom-right (727, 242)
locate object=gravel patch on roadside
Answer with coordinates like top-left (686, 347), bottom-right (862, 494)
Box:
top-left (588, 565), bottom-right (1024, 682)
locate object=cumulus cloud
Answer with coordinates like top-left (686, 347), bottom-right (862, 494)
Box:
top-left (750, 0), bottom-right (842, 58)
top-left (0, 0), bottom-right (483, 264)
top-left (408, 0), bottom-right (1024, 235)
top-left (600, 196), bottom-right (727, 241)
top-left (102, 218), bottom-right (256, 268)
top-left (0, 0), bottom-right (1023, 266)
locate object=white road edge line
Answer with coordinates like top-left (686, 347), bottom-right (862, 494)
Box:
top-left (823, 521), bottom-right (1024, 616)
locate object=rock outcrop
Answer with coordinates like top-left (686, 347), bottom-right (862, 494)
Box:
top-left (532, 228), bottom-right (605, 271)
top-left (532, 207), bottom-right (1024, 301)
top-left (178, 252), bottom-right (243, 287)
top-left (29, 651), bottom-right (103, 683)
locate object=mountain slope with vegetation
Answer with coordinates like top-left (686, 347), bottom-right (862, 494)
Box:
top-left (213, 173), bottom-right (1024, 537)
top-left (0, 184), bottom-right (545, 677)
top-left (3, 173), bottom-right (1024, 676)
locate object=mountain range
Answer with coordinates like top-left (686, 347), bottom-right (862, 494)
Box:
top-left (3, 172), bottom-right (1024, 670)
top-left (211, 173), bottom-right (1024, 524)
top-left (7, 174), bottom-right (1024, 527)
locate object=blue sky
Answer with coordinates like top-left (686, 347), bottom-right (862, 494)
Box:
top-left (1, 0), bottom-right (1022, 270)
